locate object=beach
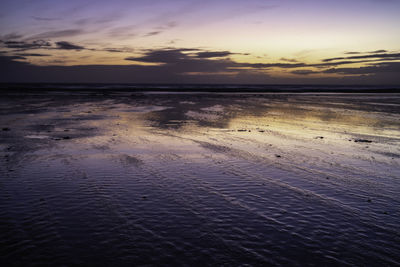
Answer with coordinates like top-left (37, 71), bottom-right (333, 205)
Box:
top-left (1, 91), bottom-right (399, 265)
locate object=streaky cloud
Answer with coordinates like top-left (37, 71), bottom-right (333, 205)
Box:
top-left (16, 53), bottom-right (50, 57)
top-left (26, 29), bottom-right (84, 40)
top-left (291, 69), bottom-right (317, 75)
top-left (144, 31), bottom-right (162, 37)
top-left (196, 51), bottom-right (234, 58)
top-left (280, 58), bottom-right (299, 63)
top-left (323, 62), bottom-right (400, 75)
top-left (344, 51), bottom-right (361, 55)
top-left (103, 47), bottom-right (133, 53)
top-left (323, 52), bottom-right (400, 62)
top-left (55, 41), bottom-right (85, 50)
top-left (344, 50), bottom-right (388, 55)
top-left (368, 50), bottom-right (388, 54)
top-left (0, 33), bottom-right (23, 40)
top-left (143, 21), bottom-right (178, 37)
top-left (0, 40), bottom-right (52, 50)
top-left (32, 16), bottom-right (61, 21)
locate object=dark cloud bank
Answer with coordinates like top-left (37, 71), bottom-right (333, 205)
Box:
top-left (0, 48), bottom-right (399, 84)
top-left (0, 39), bottom-right (85, 51)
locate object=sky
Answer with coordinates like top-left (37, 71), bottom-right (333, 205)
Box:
top-left (0, 0), bottom-right (399, 84)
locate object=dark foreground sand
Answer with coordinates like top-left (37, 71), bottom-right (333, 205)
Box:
top-left (1, 92), bottom-right (399, 266)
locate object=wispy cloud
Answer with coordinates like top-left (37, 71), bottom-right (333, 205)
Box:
top-left (143, 21), bottom-right (178, 37)
top-left (323, 52), bottom-right (400, 62)
top-left (103, 47), bottom-right (133, 53)
top-left (144, 31), bottom-right (162, 37)
top-left (196, 51), bottom-right (235, 58)
top-left (16, 53), bottom-right (50, 57)
top-left (0, 39), bottom-right (87, 52)
top-left (368, 50), bottom-right (388, 54)
top-left (107, 25), bottom-right (136, 38)
top-left (291, 69), bottom-right (316, 75)
top-left (0, 33), bottom-right (23, 40)
top-left (31, 16), bottom-right (61, 21)
top-left (0, 40), bottom-right (52, 50)
top-left (323, 62), bottom-right (400, 75)
top-left (26, 29), bottom-right (84, 40)
top-left (280, 58), bottom-right (299, 63)
top-left (55, 41), bottom-right (85, 50)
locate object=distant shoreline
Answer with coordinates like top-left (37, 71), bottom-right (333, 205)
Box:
top-left (1, 83), bottom-right (399, 94)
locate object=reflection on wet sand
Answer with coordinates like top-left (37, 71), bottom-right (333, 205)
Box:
top-left (1, 93), bottom-right (400, 266)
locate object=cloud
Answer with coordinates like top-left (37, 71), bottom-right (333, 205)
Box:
top-left (280, 57), bottom-right (299, 63)
top-left (0, 40), bottom-right (52, 50)
top-left (196, 51), bottom-right (234, 58)
top-left (0, 33), bottom-right (23, 40)
top-left (55, 41), bottom-right (85, 50)
top-left (26, 29), bottom-right (84, 40)
top-left (16, 53), bottom-right (50, 57)
top-left (143, 21), bottom-right (178, 37)
top-left (126, 48), bottom-right (199, 64)
top-left (125, 48), bottom-right (389, 72)
top-left (345, 50), bottom-right (388, 55)
top-left (1, 45), bottom-right (400, 85)
top-left (103, 47), bottom-right (133, 53)
top-left (368, 50), bottom-right (388, 54)
top-left (1, 52), bottom-right (399, 84)
top-left (32, 16), bottom-right (61, 21)
top-left (144, 31), bottom-right (162, 37)
top-left (241, 62), bottom-right (307, 69)
top-left (0, 55), bottom-right (27, 62)
top-left (291, 69), bottom-right (317, 75)
top-left (323, 52), bottom-right (400, 62)
top-left (124, 48), bottom-right (371, 73)
top-left (108, 25), bottom-right (136, 38)
top-left (0, 39), bottom-right (86, 51)
top-left (0, 54), bottom-right (242, 83)
top-left (344, 51), bottom-right (361, 55)
top-left (323, 62), bottom-right (400, 75)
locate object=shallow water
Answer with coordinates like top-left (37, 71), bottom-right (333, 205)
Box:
top-left (1, 92), bottom-right (400, 266)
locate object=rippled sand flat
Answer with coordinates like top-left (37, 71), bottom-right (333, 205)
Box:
top-left (1, 92), bottom-right (399, 266)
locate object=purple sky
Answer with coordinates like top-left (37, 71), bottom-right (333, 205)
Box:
top-left (1, 0), bottom-right (399, 84)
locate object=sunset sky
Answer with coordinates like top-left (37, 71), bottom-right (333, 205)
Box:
top-left (1, 0), bottom-right (399, 84)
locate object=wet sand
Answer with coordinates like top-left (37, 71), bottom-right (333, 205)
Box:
top-left (1, 92), bottom-right (400, 266)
